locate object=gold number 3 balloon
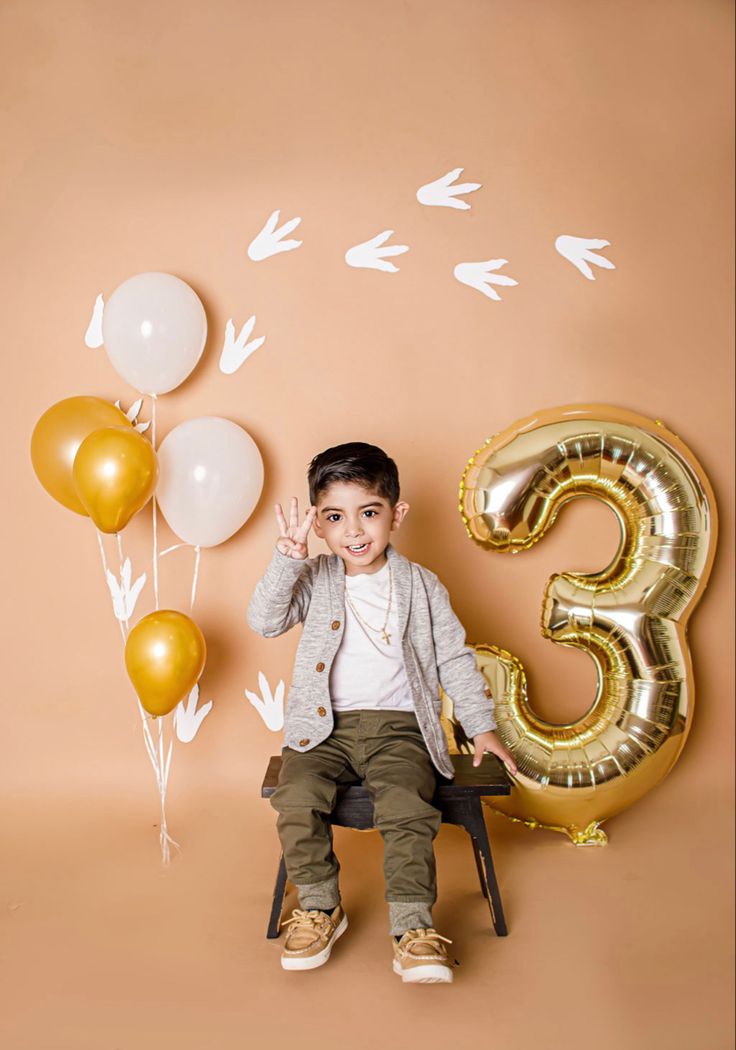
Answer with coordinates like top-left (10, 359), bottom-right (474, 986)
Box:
top-left (448, 404), bottom-right (718, 846)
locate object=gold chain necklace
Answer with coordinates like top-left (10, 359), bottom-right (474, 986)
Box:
top-left (344, 562), bottom-right (393, 644)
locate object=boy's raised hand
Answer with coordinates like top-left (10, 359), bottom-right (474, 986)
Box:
top-left (472, 730), bottom-right (518, 775)
top-left (274, 497), bottom-right (317, 559)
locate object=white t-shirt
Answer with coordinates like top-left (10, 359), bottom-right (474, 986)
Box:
top-left (329, 560), bottom-right (415, 712)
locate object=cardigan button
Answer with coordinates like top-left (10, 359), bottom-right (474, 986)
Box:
top-left (484, 688), bottom-right (492, 698)
top-left (315, 662), bottom-right (325, 672)
top-left (331, 620), bottom-right (340, 630)
top-left (317, 706), bottom-right (327, 717)
top-left (299, 738), bottom-right (310, 747)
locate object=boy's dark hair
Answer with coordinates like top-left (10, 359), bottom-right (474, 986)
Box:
top-left (307, 442), bottom-right (400, 508)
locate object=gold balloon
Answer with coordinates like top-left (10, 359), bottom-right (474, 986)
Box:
top-left (446, 404), bottom-right (718, 845)
top-left (125, 610), bottom-right (206, 717)
top-left (73, 426), bottom-right (158, 533)
top-left (30, 397), bottom-right (131, 515)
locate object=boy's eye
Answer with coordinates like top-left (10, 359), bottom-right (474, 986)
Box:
top-left (325, 509), bottom-right (378, 523)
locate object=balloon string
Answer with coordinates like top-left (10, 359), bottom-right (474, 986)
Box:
top-left (97, 526), bottom-right (159, 771)
top-left (96, 528), bottom-right (126, 645)
top-left (160, 543), bottom-right (188, 556)
top-left (151, 394), bottom-right (159, 611)
top-left (190, 545), bottom-right (201, 610)
top-left (159, 543), bottom-right (201, 607)
top-left (157, 717), bottom-right (181, 863)
top-left (99, 521), bottom-right (177, 866)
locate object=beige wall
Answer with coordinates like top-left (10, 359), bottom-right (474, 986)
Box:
top-left (1, 2), bottom-right (733, 1047)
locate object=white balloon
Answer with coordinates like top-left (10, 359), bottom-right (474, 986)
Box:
top-left (103, 272), bottom-right (207, 395)
top-left (157, 418), bottom-right (264, 547)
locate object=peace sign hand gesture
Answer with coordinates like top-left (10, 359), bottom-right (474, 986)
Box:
top-left (274, 497), bottom-right (317, 560)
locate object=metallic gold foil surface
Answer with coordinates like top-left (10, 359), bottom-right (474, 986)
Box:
top-left (445, 404), bottom-right (718, 845)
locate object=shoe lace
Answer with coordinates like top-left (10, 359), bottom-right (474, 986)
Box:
top-left (281, 908), bottom-right (333, 934)
top-left (400, 927), bottom-right (453, 954)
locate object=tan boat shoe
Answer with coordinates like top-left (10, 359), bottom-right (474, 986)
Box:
top-left (392, 927), bottom-right (454, 983)
top-left (280, 905), bottom-right (348, 970)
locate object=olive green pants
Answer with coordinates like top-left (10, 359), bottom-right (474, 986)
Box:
top-left (270, 710), bottom-right (442, 935)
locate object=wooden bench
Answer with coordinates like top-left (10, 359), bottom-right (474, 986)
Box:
top-left (261, 752), bottom-right (511, 938)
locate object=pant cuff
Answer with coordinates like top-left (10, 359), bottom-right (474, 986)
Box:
top-left (295, 874), bottom-right (341, 912)
top-left (388, 901), bottom-right (433, 936)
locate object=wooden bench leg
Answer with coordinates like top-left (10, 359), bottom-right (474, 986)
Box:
top-left (267, 853), bottom-right (288, 939)
top-left (470, 835), bottom-right (489, 899)
top-left (468, 799), bottom-right (508, 936)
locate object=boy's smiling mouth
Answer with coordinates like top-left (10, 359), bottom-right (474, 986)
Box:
top-left (345, 542), bottom-right (371, 555)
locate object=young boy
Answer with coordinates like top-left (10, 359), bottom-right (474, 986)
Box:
top-left (247, 442), bottom-right (516, 983)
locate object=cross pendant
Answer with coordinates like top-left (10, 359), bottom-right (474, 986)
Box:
top-left (381, 629), bottom-right (391, 644)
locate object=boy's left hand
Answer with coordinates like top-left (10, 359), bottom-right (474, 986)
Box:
top-left (472, 731), bottom-right (517, 775)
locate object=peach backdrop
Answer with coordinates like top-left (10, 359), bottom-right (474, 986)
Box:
top-left (2, 2), bottom-right (733, 1048)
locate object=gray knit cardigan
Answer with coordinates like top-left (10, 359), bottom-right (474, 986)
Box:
top-left (246, 541), bottom-right (496, 778)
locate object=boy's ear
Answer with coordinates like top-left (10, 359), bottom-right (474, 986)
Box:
top-left (391, 500), bottom-right (410, 529)
top-left (312, 513), bottom-right (324, 538)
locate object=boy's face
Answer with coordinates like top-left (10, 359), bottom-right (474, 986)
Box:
top-left (312, 480), bottom-right (410, 575)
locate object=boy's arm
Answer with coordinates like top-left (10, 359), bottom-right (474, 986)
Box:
top-left (427, 574), bottom-right (497, 737)
top-left (246, 546), bottom-right (316, 638)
